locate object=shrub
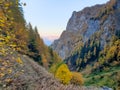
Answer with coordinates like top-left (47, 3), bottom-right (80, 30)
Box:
top-left (49, 64), bottom-right (57, 74)
top-left (49, 61), bottom-right (64, 75)
top-left (71, 72), bottom-right (84, 85)
top-left (55, 64), bottom-right (72, 84)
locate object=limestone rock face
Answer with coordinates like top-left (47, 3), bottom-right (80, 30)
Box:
top-left (51, 0), bottom-right (120, 59)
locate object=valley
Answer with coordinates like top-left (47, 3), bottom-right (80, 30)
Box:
top-left (0, 0), bottom-right (120, 90)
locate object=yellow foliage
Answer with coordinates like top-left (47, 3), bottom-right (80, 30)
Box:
top-left (2, 62), bottom-right (8, 66)
top-left (0, 48), bottom-right (6, 54)
top-left (4, 3), bottom-right (10, 7)
top-left (0, 0), bottom-right (26, 86)
top-left (105, 39), bottom-right (120, 61)
top-left (0, 67), bottom-right (5, 71)
top-left (0, 59), bottom-right (2, 62)
top-left (71, 72), bottom-right (84, 85)
top-left (16, 57), bottom-right (23, 64)
top-left (49, 64), bottom-right (57, 74)
top-left (55, 64), bottom-right (72, 84)
top-left (7, 69), bottom-right (12, 74)
top-left (0, 73), bottom-right (5, 78)
top-left (5, 78), bottom-right (12, 83)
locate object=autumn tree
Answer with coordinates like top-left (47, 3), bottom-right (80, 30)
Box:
top-left (55, 64), bottom-right (72, 84)
top-left (27, 23), bottom-right (41, 61)
top-left (27, 24), bottom-right (62, 68)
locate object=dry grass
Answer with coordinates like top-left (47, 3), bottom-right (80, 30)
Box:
top-left (0, 53), bottom-right (99, 90)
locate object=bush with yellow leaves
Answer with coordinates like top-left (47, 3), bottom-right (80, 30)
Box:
top-left (16, 57), bottom-right (23, 64)
top-left (70, 72), bottom-right (84, 85)
top-left (55, 64), bottom-right (72, 84)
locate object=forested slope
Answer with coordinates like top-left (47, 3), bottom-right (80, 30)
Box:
top-left (51, 0), bottom-right (120, 89)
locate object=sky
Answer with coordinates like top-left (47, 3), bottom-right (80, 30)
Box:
top-left (21, 0), bottom-right (109, 45)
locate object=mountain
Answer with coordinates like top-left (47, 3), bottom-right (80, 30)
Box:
top-left (0, 0), bottom-right (119, 89)
top-left (51, 0), bottom-right (120, 67)
top-left (42, 35), bottom-right (59, 46)
top-left (43, 38), bottom-right (52, 46)
top-left (51, 0), bottom-right (120, 88)
top-left (51, 0), bottom-right (120, 60)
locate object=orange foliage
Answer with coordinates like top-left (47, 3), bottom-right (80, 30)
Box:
top-left (71, 72), bottom-right (84, 85)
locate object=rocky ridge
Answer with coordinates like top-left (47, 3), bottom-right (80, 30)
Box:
top-left (51, 0), bottom-right (120, 59)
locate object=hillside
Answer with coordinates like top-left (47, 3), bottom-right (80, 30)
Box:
top-left (51, 0), bottom-right (120, 89)
top-left (0, 0), bottom-right (61, 69)
top-left (0, 52), bottom-right (102, 90)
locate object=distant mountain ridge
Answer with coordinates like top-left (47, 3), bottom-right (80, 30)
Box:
top-left (43, 38), bottom-right (52, 46)
top-left (43, 35), bottom-right (59, 46)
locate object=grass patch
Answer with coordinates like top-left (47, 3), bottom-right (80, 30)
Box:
top-left (84, 66), bottom-right (120, 89)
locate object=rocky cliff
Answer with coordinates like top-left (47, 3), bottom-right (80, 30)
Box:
top-left (51, 0), bottom-right (120, 60)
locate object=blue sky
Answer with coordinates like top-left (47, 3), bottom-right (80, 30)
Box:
top-left (21, 0), bottom-right (109, 45)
